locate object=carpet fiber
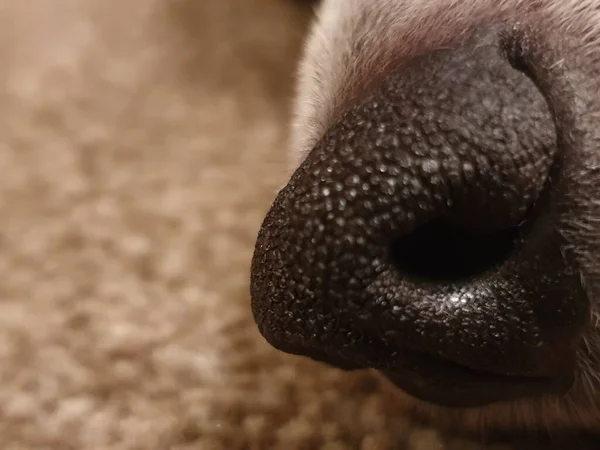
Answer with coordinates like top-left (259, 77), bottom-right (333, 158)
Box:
top-left (0, 1), bottom-right (596, 449)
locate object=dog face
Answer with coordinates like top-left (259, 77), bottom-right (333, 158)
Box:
top-left (251, 0), bottom-right (600, 434)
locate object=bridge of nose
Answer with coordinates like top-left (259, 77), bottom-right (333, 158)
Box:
top-left (250, 27), bottom-right (588, 379)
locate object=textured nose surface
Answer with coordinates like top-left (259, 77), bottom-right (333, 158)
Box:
top-left (250, 30), bottom-right (590, 406)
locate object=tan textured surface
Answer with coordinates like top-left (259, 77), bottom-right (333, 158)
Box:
top-left (0, 1), bottom-right (594, 449)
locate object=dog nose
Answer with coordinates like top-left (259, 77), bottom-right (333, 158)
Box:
top-left (250, 29), bottom-right (590, 407)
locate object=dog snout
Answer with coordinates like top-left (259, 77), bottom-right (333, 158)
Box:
top-left (251, 29), bottom-right (590, 407)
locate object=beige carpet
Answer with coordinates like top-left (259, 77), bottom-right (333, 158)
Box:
top-left (0, 1), bottom-right (595, 449)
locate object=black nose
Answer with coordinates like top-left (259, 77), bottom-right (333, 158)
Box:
top-left (250, 29), bottom-right (590, 407)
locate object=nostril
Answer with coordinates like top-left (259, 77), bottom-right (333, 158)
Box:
top-left (389, 219), bottom-right (521, 282)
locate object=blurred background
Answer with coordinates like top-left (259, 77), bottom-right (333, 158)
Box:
top-left (0, 1), bottom-right (595, 449)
